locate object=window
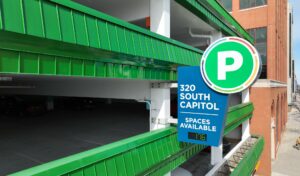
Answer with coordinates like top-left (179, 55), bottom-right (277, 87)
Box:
top-left (218, 0), bottom-right (232, 12)
top-left (240, 0), bottom-right (267, 9)
top-left (248, 27), bottom-right (267, 78)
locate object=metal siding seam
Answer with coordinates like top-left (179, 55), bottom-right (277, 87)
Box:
top-left (37, 54), bottom-right (40, 74)
top-left (39, 0), bottom-right (46, 38)
top-left (143, 36), bottom-right (149, 57)
top-left (83, 14), bottom-right (90, 46)
top-left (17, 52), bottom-right (21, 73)
top-left (107, 24), bottom-right (118, 52)
top-left (125, 152), bottom-right (135, 175)
top-left (40, 1), bottom-right (62, 40)
top-left (137, 33), bottom-right (143, 56)
top-left (93, 17), bottom-right (101, 48)
top-left (0, 1), bottom-right (3, 30)
top-left (54, 56), bottom-right (57, 75)
top-left (70, 10), bottom-right (77, 44)
top-left (20, 0), bottom-right (26, 34)
top-left (23, 0), bottom-right (43, 37)
top-left (127, 31), bottom-right (135, 55)
top-left (96, 20), bottom-right (109, 50)
top-left (115, 26), bottom-right (121, 53)
top-left (129, 31), bottom-right (138, 56)
top-left (122, 27), bottom-right (129, 54)
top-left (120, 27), bottom-right (129, 54)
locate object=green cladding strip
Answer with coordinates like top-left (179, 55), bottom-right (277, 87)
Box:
top-left (0, 48), bottom-right (177, 80)
top-left (230, 135), bottom-right (265, 176)
top-left (0, 0), bottom-right (202, 77)
top-left (224, 102), bottom-right (254, 135)
top-left (9, 103), bottom-right (256, 176)
top-left (175, 0), bottom-right (254, 44)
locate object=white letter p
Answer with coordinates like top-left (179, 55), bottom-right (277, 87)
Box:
top-left (218, 51), bottom-right (243, 80)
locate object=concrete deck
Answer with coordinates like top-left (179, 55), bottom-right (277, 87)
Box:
top-left (0, 102), bottom-right (148, 175)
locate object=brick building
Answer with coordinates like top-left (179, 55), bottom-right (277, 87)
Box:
top-left (219, 0), bottom-right (290, 175)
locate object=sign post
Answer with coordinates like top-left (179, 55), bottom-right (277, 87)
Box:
top-left (178, 37), bottom-right (261, 148)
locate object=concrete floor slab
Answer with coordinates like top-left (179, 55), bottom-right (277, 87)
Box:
top-left (0, 103), bottom-right (148, 175)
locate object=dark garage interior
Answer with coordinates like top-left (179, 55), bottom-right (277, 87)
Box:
top-left (0, 96), bottom-right (149, 175)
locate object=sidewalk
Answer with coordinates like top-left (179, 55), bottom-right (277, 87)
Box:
top-left (272, 94), bottom-right (300, 176)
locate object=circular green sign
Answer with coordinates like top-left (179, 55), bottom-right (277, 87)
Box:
top-left (200, 37), bottom-right (261, 94)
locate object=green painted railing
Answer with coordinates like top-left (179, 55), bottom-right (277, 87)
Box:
top-left (9, 103), bottom-right (255, 176)
top-left (0, 48), bottom-right (177, 80)
top-left (0, 0), bottom-right (203, 81)
top-left (224, 102), bottom-right (254, 135)
top-left (231, 135), bottom-right (265, 176)
top-left (175, 0), bottom-right (254, 44)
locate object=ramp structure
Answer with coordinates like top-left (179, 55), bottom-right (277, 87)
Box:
top-left (0, 0), bottom-right (263, 175)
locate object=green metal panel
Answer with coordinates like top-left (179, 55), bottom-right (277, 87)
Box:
top-left (0, 0), bottom-right (203, 81)
top-left (175, 0), bottom-right (254, 44)
top-left (0, 48), bottom-right (177, 80)
top-left (230, 136), bottom-right (265, 176)
top-left (9, 127), bottom-right (204, 176)
top-left (224, 102), bottom-right (254, 135)
top-left (9, 103), bottom-right (256, 176)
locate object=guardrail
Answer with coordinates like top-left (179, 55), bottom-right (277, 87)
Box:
top-left (9, 103), bottom-right (259, 176)
top-left (230, 135), bottom-right (264, 176)
top-left (0, 0), bottom-right (203, 80)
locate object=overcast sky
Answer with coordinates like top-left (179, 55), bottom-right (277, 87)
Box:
top-left (289, 0), bottom-right (299, 83)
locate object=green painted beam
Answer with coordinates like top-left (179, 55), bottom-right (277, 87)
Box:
top-left (175, 0), bottom-right (254, 44)
top-left (9, 127), bottom-right (204, 176)
top-left (0, 48), bottom-right (177, 80)
top-left (9, 103), bottom-right (255, 176)
top-left (230, 135), bottom-right (265, 176)
top-left (224, 102), bottom-right (254, 135)
top-left (0, 0), bottom-right (203, 81)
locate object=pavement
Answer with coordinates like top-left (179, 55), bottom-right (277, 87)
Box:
top-left (272, 94), bottom-right (300, 176)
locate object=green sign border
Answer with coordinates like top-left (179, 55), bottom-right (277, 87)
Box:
top-left (200, 37), bottom-right (261, 94)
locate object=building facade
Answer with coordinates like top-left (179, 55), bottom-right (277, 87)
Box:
top-left (0, 0), bottom-right (266, 175)
top-left (219, 0), bottom-right (290, 175)
top-left (287, 4), bottom-right (296, 105)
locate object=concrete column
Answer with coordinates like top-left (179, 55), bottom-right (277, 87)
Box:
top-left (149, 0), bottom-right (171, 133)
top-left (242, 89), bottom-right (251, 141)
top-left (150, 83), bottom-right (170, 130)
top-left (150, 0), bottom-right (170, 37)
top-left (211, 144), bottom-right (223, 165)
top-left (210, 31), bottom-right (223, 166)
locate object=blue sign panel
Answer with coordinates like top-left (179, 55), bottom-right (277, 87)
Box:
top-left (178, 66), bottom-right (229, 146)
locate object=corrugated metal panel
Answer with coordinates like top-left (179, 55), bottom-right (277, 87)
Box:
top-left (0, 0), bottom-right (203, 81)
top-left (9, 127), bottom-right (204, 176)
top-left (0, 49), bottom-right (177, 80)
top-left (224, 102), bottom-right (254, 135)
top-left (9, 103), bottom-right (256, 176)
